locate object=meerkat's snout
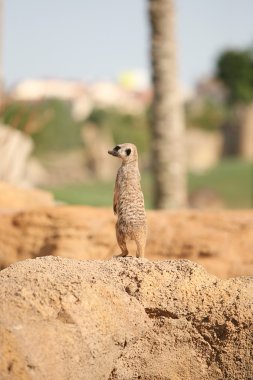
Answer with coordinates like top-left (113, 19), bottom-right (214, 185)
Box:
top-left (108, 144), bottom-right (133, 161)
top-left (108, 145), bottom-right (121, 157)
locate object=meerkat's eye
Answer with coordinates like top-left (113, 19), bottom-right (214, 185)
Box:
top-left (114, 146), bottom-right (121, 151)
top-left (126, 148), bottom-right (131, 156)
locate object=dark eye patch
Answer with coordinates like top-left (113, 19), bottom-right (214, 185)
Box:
top-left (126, 148), bottom-right (131, 156)
top-left (114, 146), bottom-right (120, 151)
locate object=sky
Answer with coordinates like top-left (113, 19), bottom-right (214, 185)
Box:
top-left (3, 0), bottom-right (253, 89)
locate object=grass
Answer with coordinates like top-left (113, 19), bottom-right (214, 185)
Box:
top-left (44, 159), bottom-right (253, 209)
top-left (45, 174), bottom-right (153, 208)
top-left (48, 181), bottom-right (116, 207)
top-left (188, 159), bottom-right (253, 208)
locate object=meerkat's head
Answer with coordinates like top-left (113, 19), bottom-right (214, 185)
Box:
top-left (108, 143), bottom-right (138, 163)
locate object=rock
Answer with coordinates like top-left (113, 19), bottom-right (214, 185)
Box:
top-left (0, 182), bottom-right (54, 213)
top-left (1, 206), bottom-right (253, 278)
top-left (0, 256), bottom-right (252, 380)
top-left (188, 188), bottom-right (224, 209)
top-left (186, 129), bottom-right (222, 173)
top-left (0, 206), bottom-right (115, 269)
top-left (25, 158), bottom-right (49, 187)
top-left (39, 150), bottom-right (88, 186)
top-left (82, 123), bottom-right (119, 180)
top-left (0, 125), bottom-right (33, 186)
top-left (240, 102), bottom-right (253, 159)
top-left (147, 209), bottom-right (253, 278)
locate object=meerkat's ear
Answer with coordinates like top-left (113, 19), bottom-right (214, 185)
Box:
top-left (126, 148), bottom-right (131, 156)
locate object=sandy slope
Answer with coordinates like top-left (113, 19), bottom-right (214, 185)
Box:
top-left (0, 256), bottom-right (252, 380)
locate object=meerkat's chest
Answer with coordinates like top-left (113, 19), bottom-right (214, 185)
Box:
top-left (117, 168), bottom-right (141, 196)
top-left (117, 168), bottom-right (145, 212)
top-left (116, 167), bottom-right (146, 231)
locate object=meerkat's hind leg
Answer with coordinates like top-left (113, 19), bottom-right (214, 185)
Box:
top-left (114, 252), bottom-right (130, 258)
top-left (135, 232), bottom-right (146, 258)
top-left (115, 229), bottom-right (130, 257)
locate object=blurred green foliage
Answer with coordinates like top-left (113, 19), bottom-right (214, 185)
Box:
top-left (0, 99), bottom-right (84, 155)
top-left (86, 108), bottom-right (150, 154)
top-left (216, 49), bottom-right (253, 104)
top-left (32, 100), bottom-right (83, 155)
top-left (4, 96), bottom-right (225, 154)
top-left (185, 101), bottom-right (227, 131)
top-left (0, 100), bottom-right (150, 156)
top-left (186, 46), bottom-right (253, 132)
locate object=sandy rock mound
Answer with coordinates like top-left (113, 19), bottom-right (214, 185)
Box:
top-left (0, 182), bottom-right (54, 212)
top-left (1, 206), bottom-right (253, 278)
top-left (0, 206), bottom-right (115, 269)
top-left (148, 209), bottom-right (253, 278)
top-left (0, 257), bottom-right (252, 380)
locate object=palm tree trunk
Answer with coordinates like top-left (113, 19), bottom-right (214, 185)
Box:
top-left (149, 0), bottom-right (187, 208)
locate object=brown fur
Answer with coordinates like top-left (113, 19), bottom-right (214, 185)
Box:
top-left (108, 143), bottom-right (147, 257)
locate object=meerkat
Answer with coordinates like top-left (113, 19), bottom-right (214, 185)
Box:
top-left (108, 143), bottom-right (147, 258)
